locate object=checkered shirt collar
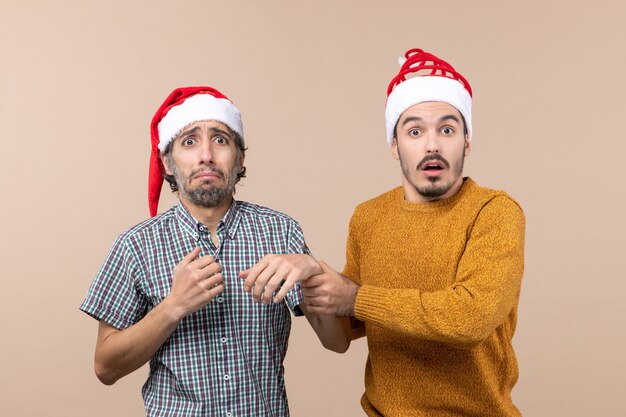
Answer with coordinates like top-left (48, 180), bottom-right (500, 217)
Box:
top-left (174, 199), bottom-right (242, 241)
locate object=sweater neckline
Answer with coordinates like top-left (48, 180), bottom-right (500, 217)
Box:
top-left (397, 177), bottom-right (474, 212)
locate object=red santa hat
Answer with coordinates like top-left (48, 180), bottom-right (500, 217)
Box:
top-left (385, 48), bottom-right (473, 147)
top-left (148, 86), bottom-right (243, 217)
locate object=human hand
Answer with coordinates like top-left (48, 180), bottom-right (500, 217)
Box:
top-left (167, 247), bottom-right (224, 319)
top-left (301, 260), bottom-right (359, 317)
top-left (239, 254), bottom-right (322, 304)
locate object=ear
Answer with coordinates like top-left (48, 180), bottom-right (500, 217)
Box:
top-left (464, 136), bottom-right (471, 157)
top-left (391, 137), bottom-right (400, 160)
top-left (160, 154), bottom-right (174, 175)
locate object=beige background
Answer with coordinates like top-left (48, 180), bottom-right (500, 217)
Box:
top-left (1, 0), bottom-right (625, 416)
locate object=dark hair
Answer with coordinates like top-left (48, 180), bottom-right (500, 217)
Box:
top-left (162, 130), bottom-right (247, 192)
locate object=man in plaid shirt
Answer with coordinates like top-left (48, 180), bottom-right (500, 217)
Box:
top-left (80, 86), bottom-right (346, 417)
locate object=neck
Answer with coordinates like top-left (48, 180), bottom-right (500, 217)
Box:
top-left (180, 195), bottom-right (233, 235)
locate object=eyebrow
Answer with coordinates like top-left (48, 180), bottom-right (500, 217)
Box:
top-left (177, 125), bottom-right (234, 140)
top-left (438, 115), bottom-right (461, 125)
top-left (207, 127), bottom-right (233, 139)
top-left (177, 126), bottom-right (201, 139)
top-left (401, 114), bottom-right (461, 126)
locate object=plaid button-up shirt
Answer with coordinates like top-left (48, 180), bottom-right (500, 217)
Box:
top-left (80, 200), bottom-right (307, 417)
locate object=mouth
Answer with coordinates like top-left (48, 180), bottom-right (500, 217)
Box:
top-left (419, 159), bottom-right (447, 177)
top-left (193, 170), bottom-right (222, 181)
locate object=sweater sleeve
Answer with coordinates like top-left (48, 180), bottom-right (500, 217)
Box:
top-left (342, 211), bottom-right (366, 340)
top-left (354, 195), bottom-right (525, 347)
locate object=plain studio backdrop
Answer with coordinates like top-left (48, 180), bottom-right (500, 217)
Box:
top-left (1, 1), bottom-right (624, 416)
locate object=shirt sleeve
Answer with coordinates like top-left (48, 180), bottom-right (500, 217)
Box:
top-left (283, 219), bottom-right (308, 316)
top-left (79, 235), bottom-right (148, 329)
top-left (354, 195), bottom-right (525, 347)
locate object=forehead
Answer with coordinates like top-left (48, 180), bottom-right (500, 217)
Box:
top-left (399, 101), bottom-right (463, 123)
top-left (179, 120), bottom-right (234, 135)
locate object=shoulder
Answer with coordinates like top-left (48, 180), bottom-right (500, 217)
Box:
top-left (464, 178), bottom-right (524, 217)
top-left (113, 207), bottom-right (178, 249)
top-left (351, 187), bottom-right (402, 221)
top-left (235, 200), bottom-right (302, 228)
top-left (462, 180), bottom-right (525, 233)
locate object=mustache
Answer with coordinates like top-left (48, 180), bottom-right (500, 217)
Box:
top-left (416, 154), bottom-right (450, 170)
top-left (190, 166), bottom-right (225, 179)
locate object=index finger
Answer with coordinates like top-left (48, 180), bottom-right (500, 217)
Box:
top-left (300, 274), bottom-right (325, 288)
top-left (242, 258), bottom-right (269, 292)
top-left (272, 272), bottom-right (300, 304)
top-left (188, 253), bottom-right (218, 270)
top-left (178, 247), bottom-right (202, 267)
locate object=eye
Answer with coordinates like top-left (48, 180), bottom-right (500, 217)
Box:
top-left (214, 136), bottom-right (229, 145)
top-left (182, 137), bottom-right (196, 146)
top-left (408, 128), bottom-right (421, 137)
top-left (441, 126), bottom-right (455, 135)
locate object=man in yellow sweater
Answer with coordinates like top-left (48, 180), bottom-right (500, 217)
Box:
top-left (241, 48), bottom-right (525, 415)
top-left (299, 48), bottom-right (526, 416)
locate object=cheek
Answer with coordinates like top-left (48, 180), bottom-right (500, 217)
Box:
top-left (397, 153), bottom-right (420, 177)
top-left (398, 142), bottom-right (422, 164)
top-left (218, 149), bottom-right (238, 167)
top-left (443, 141), bottom-right (465, 156)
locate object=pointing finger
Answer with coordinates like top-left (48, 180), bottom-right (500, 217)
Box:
top-left (179, 247), bottom-right (201, 267)
top-left (243, 258), bottom-right (269, 292)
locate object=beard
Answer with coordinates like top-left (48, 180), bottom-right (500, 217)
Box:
top-left (400, 151), bottom-right (465, 199)
top-left (170, 158), bottom-right (241, 208)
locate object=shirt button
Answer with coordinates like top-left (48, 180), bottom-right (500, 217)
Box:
top-left (217, 296), bottom-right (224, 303)
top-left (226, 412), bottom-right (233, 417)
top-left (221, 337), bottom-right (227, 343)
top-left (223, 373), bottom-right (230, 381)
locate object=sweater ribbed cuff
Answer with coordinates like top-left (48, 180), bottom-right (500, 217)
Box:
top-left (354, 284), bottom-right (394, 326)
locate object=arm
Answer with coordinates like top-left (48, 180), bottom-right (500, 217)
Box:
top-left (300, 260), bottom-right (364, 351)
top-left (306, 197), bottom-right (525, 348)
top-left (239, 219), bottom-right (354, 351)
top-left (239, 253), bottom-right (322, 304)
top-left (299, 303), bottom-right (352, 353)
top-left (240, 254), bottom-right (353, 352)
top-left (94, 247), bottom-right (224, 385)
top-left (355, 196), bottom-right (525, 347)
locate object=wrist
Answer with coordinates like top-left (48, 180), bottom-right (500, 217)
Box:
top-left (160, 295), bottom-right (188, 323)
top-left (307, 256), bottom-right (324, 276)
top-left (349, 282), bottom-right (359, 316)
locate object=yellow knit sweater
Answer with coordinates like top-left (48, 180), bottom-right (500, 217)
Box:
top-left (344, 178), bottom-right (525, 417)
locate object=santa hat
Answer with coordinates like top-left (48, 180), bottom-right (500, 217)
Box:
top-left (385, 48), bottom-right (473, 147)
top-left (148, 86), bottom-right (243, 216)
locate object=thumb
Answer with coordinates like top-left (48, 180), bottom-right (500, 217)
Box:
top-left (239, 269), bottom-right (250, 279)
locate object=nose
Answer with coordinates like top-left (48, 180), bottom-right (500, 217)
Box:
top-left (198, 134), bottom-right (213, 164)
top-left (424, 130), bottom-right (440, 154)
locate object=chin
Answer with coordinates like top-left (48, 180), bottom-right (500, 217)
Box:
top-left (416, 181), bottom-right (453, 199)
